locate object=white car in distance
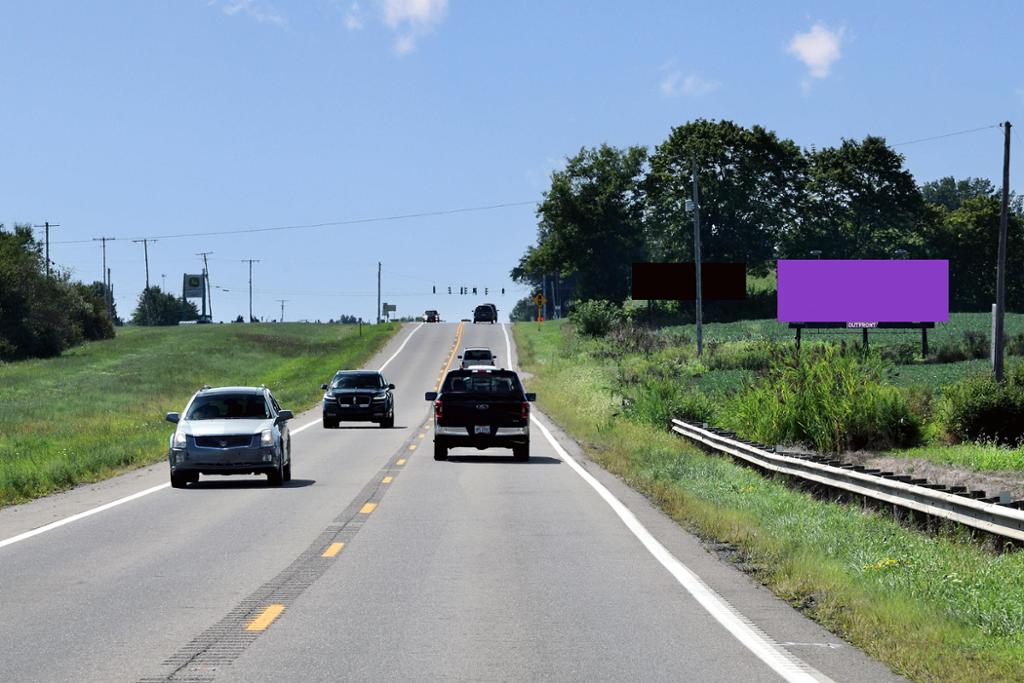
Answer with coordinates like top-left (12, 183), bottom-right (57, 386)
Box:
top-left (459, 347), bottom-right (498, 369)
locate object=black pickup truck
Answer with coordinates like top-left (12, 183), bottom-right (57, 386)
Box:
top-left (425, 368), bottom-right (536, 461)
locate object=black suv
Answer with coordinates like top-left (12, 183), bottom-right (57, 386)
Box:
top-left (425, 367), bottom-right (535, 461)
top-left (322, 371), bottom-right (395, 428)
top-left (473, 303), bottom-right (497, 324)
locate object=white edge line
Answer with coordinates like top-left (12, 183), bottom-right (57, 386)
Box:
top-left (0, 483), bottom-right (171, 550)
top-left (0, 322), bottom-right (428, 550)
top-left (511, 319), bottom-right (828, 683)
top-left (530, 415), bottom-right (830, 683)
top-left (378, 322), bottom-right (424, 372)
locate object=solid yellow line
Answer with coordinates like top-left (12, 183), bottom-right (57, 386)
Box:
top-left (322, 542), bottom-right (345, 558)
top-left (245, 604), bottom-right (285, 631)
top-left (396, 458), bottom-right (406, 466)
top-left (435, 321), bottom-right (465, 391)
top-left (382, 476), bottom-right (393, 484)
top-left (360, 502), bottom-right (377, 514)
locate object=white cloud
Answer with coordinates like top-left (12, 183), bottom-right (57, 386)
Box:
top-left (382, 0), bottom-right (447, 29)
top-left (787, 23), bottom-right (843, 80)
top-left (380, 0), bottom-right (447, 55)
top-left (344, 2), bottom-right (367, 30)
top-left (660, 71), bottom-right (720, 98)
top-left (214, 0), bottom-right (286, 27)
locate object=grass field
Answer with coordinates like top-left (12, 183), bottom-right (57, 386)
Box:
top-left (0, 323), bottom-right (399, 506)
top-left (514, 319), bottom-right (1024, 683)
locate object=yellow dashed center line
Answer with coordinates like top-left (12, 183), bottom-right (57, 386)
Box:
top-left (322, 542), bottom-right (345, 558)
top-left (245, 604), bottom-right (285, 632)
top-left (360, 502), bottom-right (377, 514)
top-left (382, 476), bottom-right (393, 484)
top-left (418, 433), bottom-right (425, 439)
top-left (396, 459), bottom-right (406, 466)
top-left (434, 322), bottom-right (465, 391)
top-left (408, 444), bottom-right (416, 451)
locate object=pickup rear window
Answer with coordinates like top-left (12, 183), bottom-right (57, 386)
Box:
top-left (443, 373), bottom-right (521, 396)
top-left (463, 350), bottom-right (491, 361)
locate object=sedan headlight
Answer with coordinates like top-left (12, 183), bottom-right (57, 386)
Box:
top-left (260, 429), bottom-right (274, 447)
top-left (173, 430), bottom-right (187, 448)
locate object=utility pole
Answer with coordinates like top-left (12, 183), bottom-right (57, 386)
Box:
top-left (691, 153), bottom-right (704, 357)
top-left (377, 261), bottom-right (382, 324)
top-left (196, 251), bottom-right (214, 320)
top-left (33, 221), bottom-right (60, 276)
top-left (242, 259), bottom-right (260, 322)
top-left (277, 299), bottom-right (288, 323)
top-left (161, 273), bottom-right (166, 290)
top-left (132, 238), bottom-right (156, 290)
top-left (994, 121), bottom-right (1012, 381)
top-left (93, 236), bottom-right (116, 318)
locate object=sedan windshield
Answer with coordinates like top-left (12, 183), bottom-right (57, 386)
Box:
top-left (332, 374), bottom-right (383, 389)
top-left (187, 395), bottom-right (270, 420)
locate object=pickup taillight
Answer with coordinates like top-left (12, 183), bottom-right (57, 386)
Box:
top-left (434, 400), bottom-right (443, 419)
top-left (521, 401), bottom-right (530, 419)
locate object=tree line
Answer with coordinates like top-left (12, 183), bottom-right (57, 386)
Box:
top-left (512, 119), bottom-right (1023, 313)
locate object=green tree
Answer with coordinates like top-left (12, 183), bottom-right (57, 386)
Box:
top-left (131, 287), bottom-right (200, 326)
top-left (646, 119), bottom-right (807, 273)
top-left (921, 176), bottom-right (997, 211)
top-left (782, 136), bottom-right (925, 259)
top-left (924, 196), bottom-right (1024, 311)
top-left (510, 296), bottom-right (536, 322)
top-left (0, 224), bottom-right (114, 360)
top-left (512, 144), bottom-right (648, 303)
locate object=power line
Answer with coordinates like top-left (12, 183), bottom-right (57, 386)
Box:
top-left (50, 200), bottom-right (538, 245)
top-left (891, 123), bottom-right (1001, 147)
top-left (32, 221), bottom-right (60, 276)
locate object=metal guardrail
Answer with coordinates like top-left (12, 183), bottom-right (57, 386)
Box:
top-left (670, 418), bottom-right (1024, 543)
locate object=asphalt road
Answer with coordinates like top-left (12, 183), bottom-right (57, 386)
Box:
top-left (0, 322), bottom-right (903, 682)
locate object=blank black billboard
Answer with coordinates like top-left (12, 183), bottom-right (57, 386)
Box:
top-left (631, 262), bottom-right (746, 301)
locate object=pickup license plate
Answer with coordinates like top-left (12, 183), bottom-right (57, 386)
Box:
top-left (474, 425), bottom-right (490, 435)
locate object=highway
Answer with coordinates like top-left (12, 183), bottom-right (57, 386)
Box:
top-left (0, 322), bottom-right (901, 682)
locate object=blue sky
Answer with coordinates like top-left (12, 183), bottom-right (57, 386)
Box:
top-left (2, 1), bottom-right (1022, 322)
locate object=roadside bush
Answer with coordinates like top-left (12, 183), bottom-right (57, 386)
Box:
top-left (1007, 333), bottom-right (1024, 357)
top-left (879, 342), bottom-right (918, 365)
top-left (961, 330), bottom-right (989, 359)
top-left (622, 377), bottom-right (717, 427)
top-left (932, 342), bottom-right (968, 364)
top-left (725, 344), bottom-right (921, 453)
top-left (931, 331), bottom-right (990, 364)
top-left (705, 338), bottom-right (784, 372)
top-left (570, 300), bottom-right (625, 337)
top-left (937, 365), bottom-right (1024, 445)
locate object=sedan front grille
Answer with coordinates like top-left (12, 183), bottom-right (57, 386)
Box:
top-left (195, 435), bottom-right (255, 448)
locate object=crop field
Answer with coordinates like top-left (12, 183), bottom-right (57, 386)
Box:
top-left (0, 322), bottom-right (399, 506)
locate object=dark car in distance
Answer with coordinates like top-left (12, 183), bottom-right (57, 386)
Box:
top-left (322, 370), bottom-right (395, 428)
top-left (425, 367), bottom-right (535, 461)
top-left (165, 385), bottom-right (293, 488)
top-left (423, 310), bottom-right (440, 322)
top-left (473, 303), bottom-right (497, 324)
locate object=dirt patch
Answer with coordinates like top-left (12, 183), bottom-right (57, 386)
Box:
top-left (836, 451), bottom-right (1024, 500)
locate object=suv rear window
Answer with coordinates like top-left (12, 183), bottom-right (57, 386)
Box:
top-left (443, 373), bottom-right (521, 396)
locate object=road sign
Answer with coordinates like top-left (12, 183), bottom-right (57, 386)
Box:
top-left (532, 293), bottom-right (547, 306)
top-left (382, 303), bottom-right (397, 313)
top-left (183, 274), bottom-right (204, 298)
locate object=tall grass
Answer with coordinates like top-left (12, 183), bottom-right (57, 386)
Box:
top-left (0, 323), bottom-right (399, 505)
top-left (724, 344), bottom-right (920, 452)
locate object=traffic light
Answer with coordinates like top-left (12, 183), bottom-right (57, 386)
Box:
top-left (472, 287), bottom-right (477, 295)
top-left (501, 288), bottom-right (505, 295)
top-left (432, 285), bottom-right (436, 294)
top-left (448, 286), bottom-right (451, 294)
top-left (485, 287), bottom-right (488, 295)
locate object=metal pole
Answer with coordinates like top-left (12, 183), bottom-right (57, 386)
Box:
top-left (691, 153), bottom-right (704, 357)
top-left (93, 236), bottom-right (115, 318)
top-left (197, 252), bottom-right (213, 320)
top-left (995, 121), bottom-right (1011, 381)
top-left (377, 262), bottom-right (382, 324)
top-left (277, 299), bottom-right (287, 323)
top-left (242, 259), bottom-right (260, 322)
top-left (34, 222), bottom-right (60, 276)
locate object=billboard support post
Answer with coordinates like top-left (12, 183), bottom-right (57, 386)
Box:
top-left (994, 121), bottom-right (1012, 381)
top-left (691, 153), bottom-right (704, 357)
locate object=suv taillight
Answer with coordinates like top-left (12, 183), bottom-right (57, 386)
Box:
top-left (521, 401), bottom-right (529, 419)
top-left (434, 400), bottom-right (443, 419)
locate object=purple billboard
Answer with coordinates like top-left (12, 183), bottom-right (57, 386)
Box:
top-left (777, 260), bottom-right (949, 323)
